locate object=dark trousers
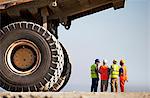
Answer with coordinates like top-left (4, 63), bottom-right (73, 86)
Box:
top-left (101, 80), bottom-right (108, 92)
top-left (91, 78), bottom-right (99, 92)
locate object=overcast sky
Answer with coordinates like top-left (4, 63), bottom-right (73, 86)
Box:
top-left (58, 0), bottom-right (150, 92)
top-left (0, 0), bottom-right (149, 92)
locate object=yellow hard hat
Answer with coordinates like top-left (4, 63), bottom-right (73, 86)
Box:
top-left (120, 59), bottom-right (126, 64)
top-left (113, 59), bottom-right (117, 64)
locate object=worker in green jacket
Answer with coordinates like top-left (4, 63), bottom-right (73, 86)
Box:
top-left (90, 59), bottom-right (100, 92)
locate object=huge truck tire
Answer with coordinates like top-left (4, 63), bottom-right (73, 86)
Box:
top-left (0, 21), bottom-right (64, 92)
top-left (45, 43), bottom-right (71, 92)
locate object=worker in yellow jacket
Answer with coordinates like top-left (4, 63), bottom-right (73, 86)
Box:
top-left (110, 59), bottom-right (120, 92)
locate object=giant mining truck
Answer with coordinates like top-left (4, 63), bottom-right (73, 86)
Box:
top-left (0, 0), bottom-right (125, 92)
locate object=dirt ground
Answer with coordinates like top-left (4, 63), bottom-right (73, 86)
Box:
top-left (0, 92), bottom-right (150, 98)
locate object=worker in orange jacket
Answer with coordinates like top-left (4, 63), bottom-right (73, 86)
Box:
top-left (119, 59), bottom-right (128, 92)
top-left (99, 59), bottom-right (110, 92)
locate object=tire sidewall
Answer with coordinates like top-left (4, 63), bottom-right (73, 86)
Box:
top-left (0, 29), bottom-right (51, 86)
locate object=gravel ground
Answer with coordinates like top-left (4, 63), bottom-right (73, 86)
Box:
top-left (0, 92), bottom-right (150, 98)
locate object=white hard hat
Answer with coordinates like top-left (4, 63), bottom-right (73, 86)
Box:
top-left (103, 59), bottom-right (107, 64)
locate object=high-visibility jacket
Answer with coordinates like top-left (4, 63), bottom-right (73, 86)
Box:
top-left (110, 64), bottom-right (120, 79)
top-left (119, 65), bottom-right (128, 80)
top-left (99, 65), bottom-right (109, 80)
top-left (90, 64), bottom-right (98, 78)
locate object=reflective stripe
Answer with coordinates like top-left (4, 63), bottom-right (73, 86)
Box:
top-left (111, 64), bottom-right (120, 78)
top-left (90, 64), bottom-right (98, 78)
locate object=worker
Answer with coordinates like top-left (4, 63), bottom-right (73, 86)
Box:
top-left (99, 59), bottom-right (110, 92)
top-left (119, 59), bottom-right (128, 92)
top-left (90, 59), bottom-right (100, 92)
top-left (110, 59), bottom-right (120, 92)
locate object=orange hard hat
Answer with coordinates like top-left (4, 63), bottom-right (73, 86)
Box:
top-left (120, 59), bottom-right (126, 64)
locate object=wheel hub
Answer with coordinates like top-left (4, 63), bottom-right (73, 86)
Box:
top-left (13, 46), bottom-right (36, 71)
top-left (5, 39), bottom-right (41, 76)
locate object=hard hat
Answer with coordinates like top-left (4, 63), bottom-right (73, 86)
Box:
top-left (95, 59), bottom-right (100, 62)
top-left (103, 59), bottom-right (107, 64)
top-left (120, 59), bottom-right (126, 64)
top-left (113, 59), bottom-right (117, 64)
